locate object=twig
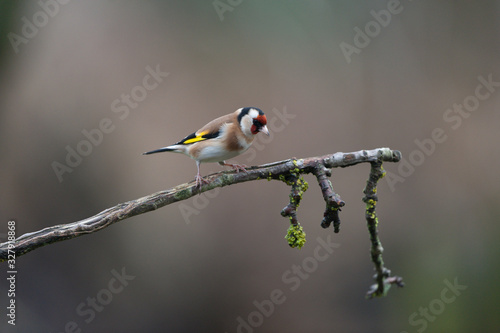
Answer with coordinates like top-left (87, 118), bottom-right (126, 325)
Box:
top-left (312, 164), bottom-right (345, 233)
top-left (280, 171), bottom-right (309, 248)
top-left (1, 148), bottom-right (403, 297)
top-left (364, 161), bottom-right (405, 298)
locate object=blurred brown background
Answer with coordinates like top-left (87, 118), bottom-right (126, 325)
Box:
top-left (1, 1), bottom-right (499, 332)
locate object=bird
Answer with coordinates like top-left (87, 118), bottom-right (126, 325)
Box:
top-left (143, 107), bottom-right (270, 188)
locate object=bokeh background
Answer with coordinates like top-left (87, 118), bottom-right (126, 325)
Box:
top-left (1, 1), bottom-right (499, 332)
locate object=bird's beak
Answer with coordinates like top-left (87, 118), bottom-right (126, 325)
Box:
top-left (260, 125), bottom-right (270, 136)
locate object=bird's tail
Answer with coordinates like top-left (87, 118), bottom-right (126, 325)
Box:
top-left (142, 145), bottom-right (185, 155)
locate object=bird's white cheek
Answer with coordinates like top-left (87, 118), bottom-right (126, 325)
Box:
top-left (240, 117), bottom-right (253, 137)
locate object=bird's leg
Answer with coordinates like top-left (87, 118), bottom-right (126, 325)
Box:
top-left (195, 161), bottom-right (210, 189)
top-left (219, 161), bottom-right (248, 173)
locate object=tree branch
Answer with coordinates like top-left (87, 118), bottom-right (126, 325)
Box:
top-left (1, 148), bottom-right (403, 296)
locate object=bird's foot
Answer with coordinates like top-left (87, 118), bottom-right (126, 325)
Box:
top-left (195, 174), bottom-right (210, 189)
top-left (220, 162), bottom-right (248, 173)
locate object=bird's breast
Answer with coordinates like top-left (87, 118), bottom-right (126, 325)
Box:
top-left (187, 140), bottom-right (238, 163)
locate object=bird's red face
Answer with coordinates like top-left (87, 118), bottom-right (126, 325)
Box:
top-left (251, 114), bottom-right (269, 136)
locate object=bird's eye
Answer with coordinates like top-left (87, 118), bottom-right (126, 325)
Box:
top-left (253, 119), bottom-right (262, 127)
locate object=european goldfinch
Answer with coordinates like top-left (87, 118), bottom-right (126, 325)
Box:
top-left (143, 107), bottom-right (270, 188)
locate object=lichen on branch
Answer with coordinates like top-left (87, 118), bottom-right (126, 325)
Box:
top-left (278, 165), bottom-right (309, 248)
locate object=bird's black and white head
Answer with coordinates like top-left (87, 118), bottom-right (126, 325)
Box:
top-left (237, 107), bottom-right (270, 137)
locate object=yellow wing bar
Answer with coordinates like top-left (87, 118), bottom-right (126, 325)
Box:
top-left (182, 131), bottom-right (209, 144)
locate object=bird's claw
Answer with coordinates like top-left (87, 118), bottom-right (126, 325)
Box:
top-left (222, 163), bottom-right (248, 173)
top-left (195, 174), bottom-right (210, 189)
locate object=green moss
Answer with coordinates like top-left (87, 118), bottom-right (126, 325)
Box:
top-left (365, 199), bottom-right (378, 224)
top-left (219, 174), bottom-right (235, 184)
top-left (380, 166), bottom-right (386, 178)
top-left (285, 223), bottom-right (306, 249)
top-left (292, 159), bottom-right (304, 169)
top-left (285, 176), bottom-right (309, 207)
top-left (174, 188), bottom-right (192, 201)
top-left (366, 199), bottom-right (376, 207)
top-left (297, 177), bottom-right (309, 191)
top-left (296, 177), bottom-right (309, 197)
